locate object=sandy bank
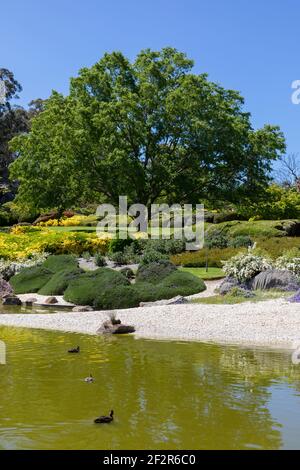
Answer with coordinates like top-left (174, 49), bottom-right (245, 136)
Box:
top-left (0, 297), bottom-right (299, 350)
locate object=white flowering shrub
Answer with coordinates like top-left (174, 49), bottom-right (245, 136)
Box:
top-left (275, 256), bottom-right (300, 279)
top-left (0, 252), bottom-right (49, 280)
top-left (222, 252), bottom-right (272, 283)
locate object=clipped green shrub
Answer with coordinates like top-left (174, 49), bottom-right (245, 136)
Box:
top-left (136, 260), bottom-right (177, 283)
top-left (94, 285), bottom-right (140, 310)
top-left (63, 268), bottom-right (129, 305)
top-left (140, 249), bottom-right (169, 265)
top-left (160, 270), bottom-right (205, 295)
top-left (132, 282), bottom-right (159, 302)
top-left (43, 255), bottom-right (78, 272)
top-left (38, 268), bottom-right (83, 295)
top-left (10, 266), bottom-right (53, 294)
top-left (93, 270), bottom-right (206, 310)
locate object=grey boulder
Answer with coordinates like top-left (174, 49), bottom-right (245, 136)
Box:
top-left (251, 269), bottom-right (300, 291)
top-left (3, 295), bottom-right (22, 306)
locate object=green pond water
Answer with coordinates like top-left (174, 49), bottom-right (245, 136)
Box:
top-left (0, 326), bottom-right (300, 450)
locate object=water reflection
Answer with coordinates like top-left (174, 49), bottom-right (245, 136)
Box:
top-left (0, 326), bottom-right (299, 449)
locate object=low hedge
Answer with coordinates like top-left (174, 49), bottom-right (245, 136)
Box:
top-left (63, 268), bottom-right (129, 305)
top-left (43, 254), bottom-right (78, 272)
top-left (11, 256), bottom-right (206, 309)
top-left (10, 266), bottom-right (53, 294)
top-left (38, 268), bottom-right (83, 295)
top-left (10, 255), bottom-right (81, 295)
top-left (136, 260), bottom-right (177, 283)
top-left (171, 237), bottom-right (300, 267)
top-left (94, 285), bottom-right (141, 310)
top-left (69, 263), bottom-right (206, 308)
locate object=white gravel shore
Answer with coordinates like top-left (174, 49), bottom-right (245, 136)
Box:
top-left (0, 295), bottom-right (299, 350)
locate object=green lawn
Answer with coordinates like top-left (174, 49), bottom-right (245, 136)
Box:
top-left (179, 267), bottom-right (225, 280)
top-left (191, 289), bottom-right (294, 305)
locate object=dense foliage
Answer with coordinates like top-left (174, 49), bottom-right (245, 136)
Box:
top-left (236, 185), bottom-right (300, 220)
top-left (10, 48), bottom-right (285, 213)
top-left (10, 255), bottom-right (81, 294)
top-left (222, 252), bottom-right (272, 282)
top-left (0, 227), bottom-right (109, 260)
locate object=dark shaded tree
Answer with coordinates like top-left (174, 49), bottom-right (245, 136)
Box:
top-left (0, 69), bottom-right (44, 205)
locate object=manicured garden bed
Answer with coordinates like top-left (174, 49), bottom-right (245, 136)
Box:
top-left (9, 256), bottom-right (206, 309)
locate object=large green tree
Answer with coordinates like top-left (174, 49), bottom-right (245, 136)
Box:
top-left (10, 48), bottom-right (286, 211)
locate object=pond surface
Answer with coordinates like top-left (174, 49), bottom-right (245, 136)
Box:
top-left (0, 326), bottom-right (300, 450)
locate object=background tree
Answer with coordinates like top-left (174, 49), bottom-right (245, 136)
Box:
top-left (10, 48), bottom-right (286, 212)
top-left (0, 69), bottom-right (30, 204)
top-left (277, 153), bottom-right (300, 191)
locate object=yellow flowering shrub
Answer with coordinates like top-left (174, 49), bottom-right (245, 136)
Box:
top-left (37, 215), bottom-right (99, 227)
top-left (38, 219), bottom-right (61, 227)
top-left (0, 230), bottom-right (110, 260)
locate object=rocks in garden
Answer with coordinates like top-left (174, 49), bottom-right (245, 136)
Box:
top-left (0, 278), bottom-right (13, 298)
top-left (72, 305), bottom-right (94, 312)
top-left (218, 277), bottom-right (240, 296)
top-left (227, 287), bottom-right (255, 299)
top-left (2, 295), bottom-right (22, 306)
top-left (44, 296), bottom-right (58, 304)
top-left (111, 324), bottom-right (135, 334)
top-left (25, 297), bottom-right (37, 307)
top-left (282, 220), bottom-right (300, 237)
top-left (251, 269), bottom-right (300, 291)
top-left (139, 295), bottom-right (188, 307)
top-left (97, 318), bottom-right (135, 335)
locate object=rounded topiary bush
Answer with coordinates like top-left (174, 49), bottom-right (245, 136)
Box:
top-left (93, 270), bottom-right (206, 310)
top-left (160, 271), bottom-right (206, 295)
top-left (140, 249), bottom-right (169, 265)
top-left (94, 285), bottom-right (141, 310)
top-left (136, 260), bottom-right (177, 283)
top-left (63, 268), bottom-right (129, 305)
top-left (10, 254), bottom-right (80, 295)
top-left (38, 268), bottom-right (84, 295)
top-left (10, 266), bottom-right (53, 294)
top-left (43, 254), bottom-right (78, 272)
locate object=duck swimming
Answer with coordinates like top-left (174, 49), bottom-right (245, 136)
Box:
top-left (94, 410), bottom-right (114, 424)
top-left (85, 374), bottom-right (94, 383)
top-left (68, 346), bottom-right (80, 353)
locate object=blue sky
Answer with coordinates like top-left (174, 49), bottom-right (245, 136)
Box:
top-left (2, 0), bottom-right (300, 155)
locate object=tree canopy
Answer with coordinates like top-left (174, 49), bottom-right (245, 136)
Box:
top-left (10, 48), bottom-right (286, 212)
